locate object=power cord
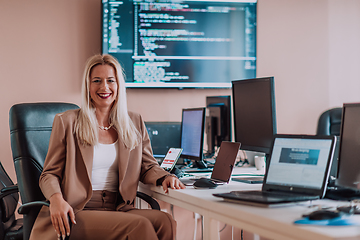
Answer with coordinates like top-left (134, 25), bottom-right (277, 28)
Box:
top-left (235, 150), bottom-right (249, 167)
top-left (236, 158), bottom-right (249, 167)
top-left (219, 223), bottom-right (227, 232)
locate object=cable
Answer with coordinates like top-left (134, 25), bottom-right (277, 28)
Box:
top-left (201, 215), bottom-right (204, 240)
top-left (235, 150), bottom-right (249, 167)
top-left (170, 204), bottom-right (174, 218)
top-left (236, 158), bottom-right (249, 167)
top-left (219, 223), bottom-right (227, 232)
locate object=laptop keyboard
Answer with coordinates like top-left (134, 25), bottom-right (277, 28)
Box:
top-left (230, 190), bottom-right (317, 201)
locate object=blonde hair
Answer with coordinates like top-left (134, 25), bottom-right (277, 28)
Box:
top-left (75, 54), bottom-right (140, 148)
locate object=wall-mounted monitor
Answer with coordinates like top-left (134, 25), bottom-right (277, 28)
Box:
top-left (232, 77), bottom-right (277, 155)
top-left (102, 0), bottom-right (257, 88)
top-left (205, 95), bottom-right (231, 155)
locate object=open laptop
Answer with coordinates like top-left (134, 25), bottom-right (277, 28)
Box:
top-left (213, 134), bottom-right (337, 206)
top-left (181, 141), bottom-right (241, 186)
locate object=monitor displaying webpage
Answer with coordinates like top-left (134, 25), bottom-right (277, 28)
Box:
top-left (266, 138), bottom-right (333, 189)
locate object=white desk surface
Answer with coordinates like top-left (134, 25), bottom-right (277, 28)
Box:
top-left (138, 167), bottom-right (360, 240)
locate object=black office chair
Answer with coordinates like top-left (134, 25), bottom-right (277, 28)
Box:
top-left (0, 162), bottom-right (23, 240)
top-left (9, 102), bottom-right (160, 240)
top-left (316, 107), bottom-right (342, 136)
top-left (316, 107), bottom-right (342, 178)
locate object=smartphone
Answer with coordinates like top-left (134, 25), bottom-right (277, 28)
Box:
top-left (160, 148), bottom-right (183, 171)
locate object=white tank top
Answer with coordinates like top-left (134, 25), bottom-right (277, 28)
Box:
top-left (91, 141), bottom-right (119, 192)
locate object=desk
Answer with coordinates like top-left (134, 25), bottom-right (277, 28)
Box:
top-left (139, 167), bottom-right (360, 240)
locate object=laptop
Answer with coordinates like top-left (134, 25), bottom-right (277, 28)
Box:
top-left (181, 141), bottom-right (241, 186)
top-left (213, 134), bottom-right (337, 206)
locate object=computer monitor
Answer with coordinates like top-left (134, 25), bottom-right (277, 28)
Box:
top-left (180, 107), bottom-right (206, 168)
top-left (335, 103), bottom-right (360, 191)
top-left (205, 96), bottom-right (231, 155)
top-left (232, 77), bottom-right (277, 156)
top-left (145, 122), bottom-right (181, 158)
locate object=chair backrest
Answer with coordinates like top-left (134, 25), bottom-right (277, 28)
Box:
top-left (9, 102), bottom-right (79, 204)
top-left (316, 107), bottom-right (342, 178)
top-left (9, 102), bottom-right (79, 240)
top-left (316, 107), bottom-right (342, 136)
top-left (0, 161), bottom-right (19, 235)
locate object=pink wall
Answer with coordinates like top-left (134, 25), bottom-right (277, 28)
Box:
top-left (257, 0), bottom-right (330, 134)
top-left (328, 0), bottom-right (360, 106)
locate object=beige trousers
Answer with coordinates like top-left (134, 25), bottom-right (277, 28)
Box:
top-left (69, 190), bottom-right (176, 240)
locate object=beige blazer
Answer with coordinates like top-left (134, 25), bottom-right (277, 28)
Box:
top-left (30, 109), bottom-right (169, 240)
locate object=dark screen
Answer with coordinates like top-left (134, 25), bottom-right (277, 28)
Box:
top-left (205, 95), bottom-right (231, 154)
top-left (145, 122), bottom-right (181, 158)
top-left (336, 103), bottom-right (360, 191)
top-left (102, 0), bottom-right (257, 88)
top-left (232, 77), bottom-right (276, 154)
top-left (180, 108), bottom-right (206, 161)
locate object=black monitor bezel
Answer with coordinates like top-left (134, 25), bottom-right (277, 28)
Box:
top-left (205, 95), bottom-right (231, 154)
top-left (145, 121), bottom-right (181, 158)
top-left (232, 76), bottom-right (277, 155)
top-left (180, 107), bottom-right (206, 161)
top-left (335, 103), bottom-right (360, 191)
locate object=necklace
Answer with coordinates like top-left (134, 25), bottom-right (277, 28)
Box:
top-left (98, 123), bottom-right (113, 131)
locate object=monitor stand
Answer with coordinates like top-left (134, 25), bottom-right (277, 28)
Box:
top-left (181, 159), bottom-right (213, 173)
top-left (194, 159), bottom-right (208, 169)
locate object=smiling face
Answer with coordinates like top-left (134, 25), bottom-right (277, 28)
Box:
top-left (89, 64), bottom-right (118, 110)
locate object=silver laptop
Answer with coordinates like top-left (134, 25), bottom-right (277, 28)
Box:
top-left (214, 134), bottom-right (337, 206)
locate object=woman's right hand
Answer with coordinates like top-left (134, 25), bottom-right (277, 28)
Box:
top-left (49, 193), bottom-right (76, 240)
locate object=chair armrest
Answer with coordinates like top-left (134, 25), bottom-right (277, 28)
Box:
top-left (136, 191), bottom-right (160, 210)
top-left (18, 201), bottom-right (71, 240)
top-left (15, 194), bottom-right (154, 239)
top-left (18, 201), bottom-right (50, 214)
top-left (0, 184), bottom-right (19, 199)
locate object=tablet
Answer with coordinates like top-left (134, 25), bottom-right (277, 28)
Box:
top-left (160, 148), bottom-right (183, 171)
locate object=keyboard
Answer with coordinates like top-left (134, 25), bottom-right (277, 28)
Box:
top-left (182, 168), bottom-right (213, 173)
top-left (229, 190), bottom-right (318, 201)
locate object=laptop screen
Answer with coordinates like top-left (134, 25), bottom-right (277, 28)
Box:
top-left (265, 136), bottom-right (335, 190)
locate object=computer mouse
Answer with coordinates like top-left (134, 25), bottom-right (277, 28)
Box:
top-left (306, 210), bottom-right (341, 220)
top-left (193, 178), bottom-right (218, 189)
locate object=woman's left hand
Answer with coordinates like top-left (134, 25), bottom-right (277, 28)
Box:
top-left (162, 175), bottom-right (186, 193)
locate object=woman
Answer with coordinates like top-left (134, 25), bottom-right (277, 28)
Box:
top-left (30, 54), bottom-right (185, 240)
